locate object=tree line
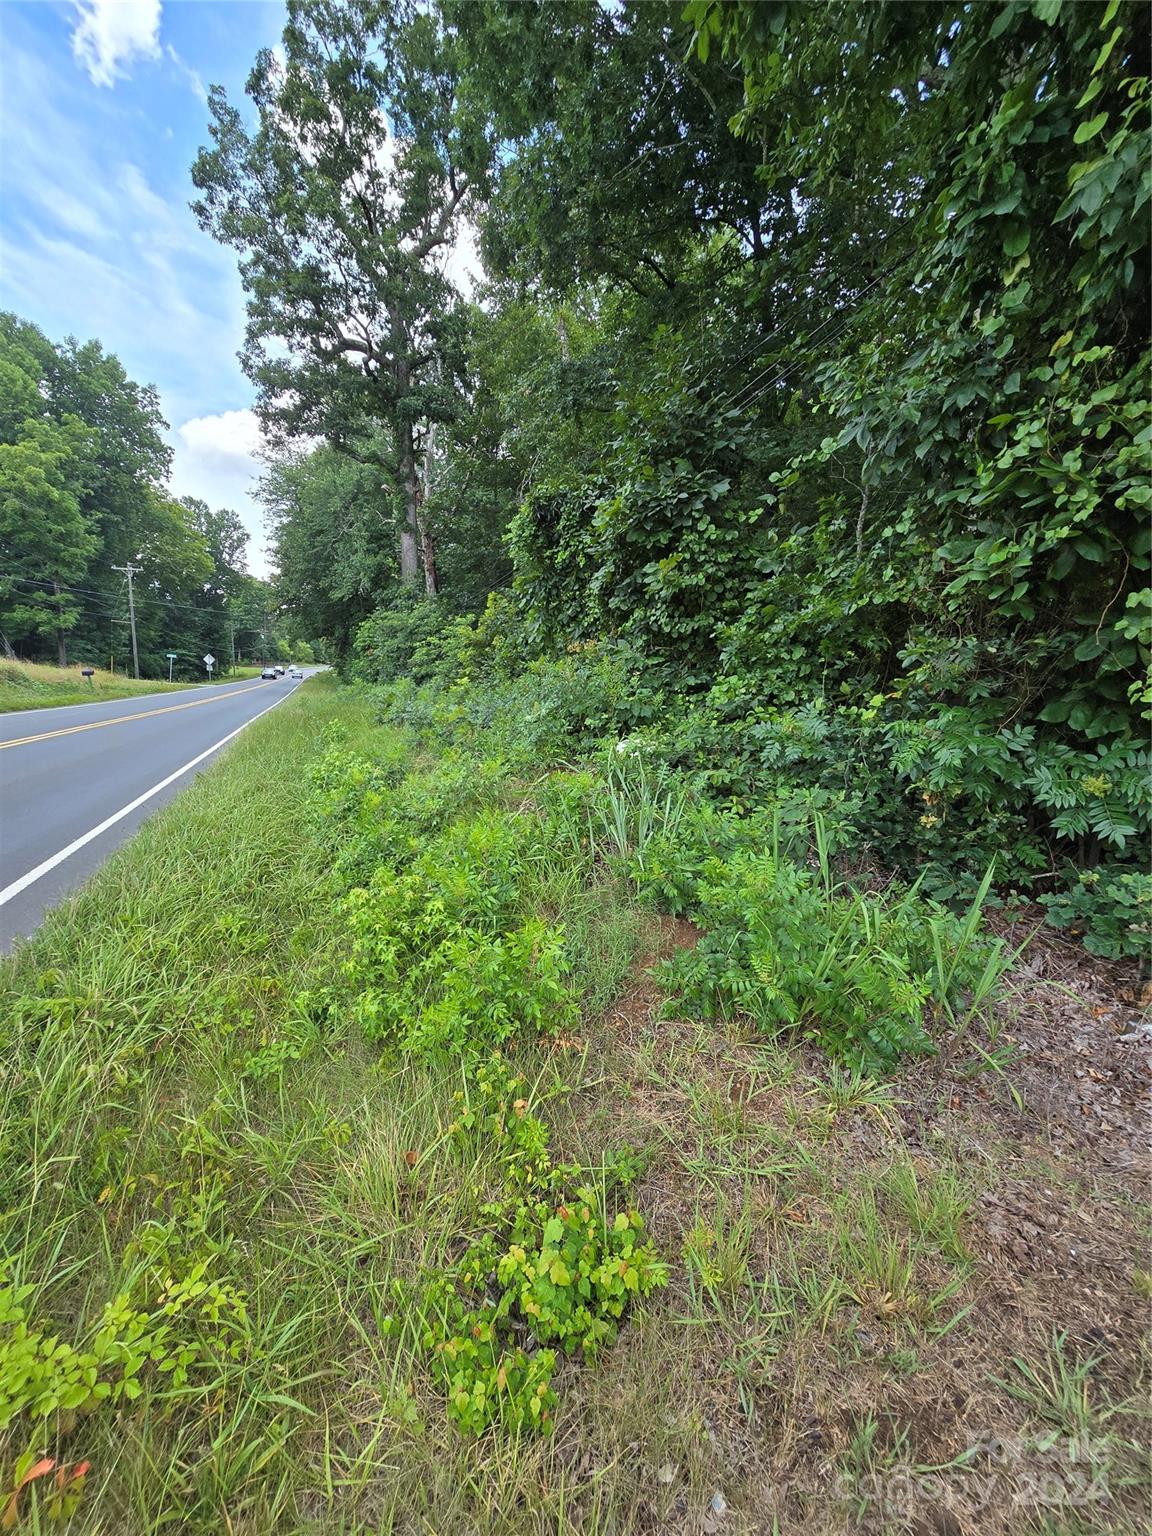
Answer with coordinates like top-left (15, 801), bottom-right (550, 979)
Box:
top-left (198, 0), bottom-right (1147, 949)
top-left (0, 312), bottom-right (313, 677)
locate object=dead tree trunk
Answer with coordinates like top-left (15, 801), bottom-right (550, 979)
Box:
top-left (396, 419), bottom-right (421, 584)
top-left (418, 423), bottom-right (439, 596)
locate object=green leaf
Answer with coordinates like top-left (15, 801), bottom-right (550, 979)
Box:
top-left (1092, 25), bottom-right (1123, 75)
top-left (1073, 112), bottom-right (1108, 145)
top-left (1075, 537), bottom-right (1106, 562)
top-left (1076, 77), bottom-right (1105, 110)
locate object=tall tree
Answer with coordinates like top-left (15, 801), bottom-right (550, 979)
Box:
top-left (192, 0), bottom-right (489, 592)
top-left (0, 322), bottom-right (96, 664)
top-left (260, 444), bottom-right (395, 656)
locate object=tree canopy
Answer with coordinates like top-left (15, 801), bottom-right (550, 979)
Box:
top-left (0, 313), bottom-right (297, 676)
top-left (201, 0), bottom-right (1148, 950)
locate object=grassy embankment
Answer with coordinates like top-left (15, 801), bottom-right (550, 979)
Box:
top-left (0, 661), bottom-right (260, 713)
top-left (0, 676), bottom-right (1146, 1534)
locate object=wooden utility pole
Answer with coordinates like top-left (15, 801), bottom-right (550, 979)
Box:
top-left (53, 579), bottom-right (68, 667)
top-left (111, 563), bottom-right (141, 678)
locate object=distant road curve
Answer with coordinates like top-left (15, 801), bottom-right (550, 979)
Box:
top-left (0, 670), bottom-right (314, 953)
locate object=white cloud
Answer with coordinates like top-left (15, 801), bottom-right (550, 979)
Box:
top-left (116, 162), bottom-right (202, 253)
top-left (0, 33), bottom-right (247, 416)
top-left (29, 187), bottom-right (108, 243)
top-left (165, 43), bottom-right (207, 104)
top-left (70, 0), bottom-right (162, 88)
top-left (172, 411), bottom-right (270, 575)
top-left (1, 12), bottom-right (280, 572)
top-left (177, 409), bottom-right (264, 465)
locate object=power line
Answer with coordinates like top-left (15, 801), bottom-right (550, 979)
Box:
top-left (712, 269), bottom-right (891, 418)
top-left (0, 573), bottom-right (268, 625)
top-left (697, 218), bottom-right (906, 386)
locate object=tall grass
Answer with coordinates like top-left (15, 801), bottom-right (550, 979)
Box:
top-left (0, 679), bottom-right (663, 1531)
top-left (588, 752), bottom-right (691, 875)
top-left (0, 659), bottom-right (209, 713)
top-left (1, 679), bottom-right (1143, 1535)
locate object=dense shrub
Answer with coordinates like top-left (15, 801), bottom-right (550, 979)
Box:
top-left (659, 845), bottom-right (1005, 1071)
top-left (357, 619), bottom-right (1149, 963)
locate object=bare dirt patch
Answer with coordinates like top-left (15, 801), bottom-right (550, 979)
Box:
top-left (554, 915), bottom-right (1151, 1535)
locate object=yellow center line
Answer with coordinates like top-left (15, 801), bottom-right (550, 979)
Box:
top-left (0, 682), bottom-right (272, 751)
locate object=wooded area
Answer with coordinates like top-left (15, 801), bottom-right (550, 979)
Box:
top-left (0, 313), bottom-right (297, 677)
top-left (191, 0), bottom-right (1150, 956)
top-left (1, 6), bottom-right (1148, 1528)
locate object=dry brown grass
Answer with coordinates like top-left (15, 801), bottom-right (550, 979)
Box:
top-left (532, 916), bottom-right (1152, 1535)
top-left (0, 658), bottom-right (202, 711)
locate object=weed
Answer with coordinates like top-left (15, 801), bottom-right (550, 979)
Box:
top-left (882, 1155), bottom-right (972, 1263)
top-left (808, 1064), bottom-right (901, 1131)
top-left (994, 1332), bottom-right (1117, 1439)
top-left (589, 750), bottom-right (693, 883)
top-left (419, 1052), bottom-right (668, 1435)
top-left (657, 811), bottom-right (1007, 1069)
top-left (1, 672), bottom-right (1145, 1534)
top-left (684, 1195), bottom-right (753, 1302)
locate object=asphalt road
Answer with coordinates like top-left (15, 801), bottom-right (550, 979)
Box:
top-left (0, 671), bottom-right (309, 953)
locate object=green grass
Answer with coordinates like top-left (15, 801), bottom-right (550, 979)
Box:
top-left (0, 659), bottom-right (246, 713)
top-left (0, 676), bottom-right (1147, 1535)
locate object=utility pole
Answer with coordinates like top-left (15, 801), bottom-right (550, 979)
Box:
top-left (111, 563), bottom-right (141, 678)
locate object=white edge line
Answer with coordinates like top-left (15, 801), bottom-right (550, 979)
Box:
top-left (0, 683), bottom-right (300, 908)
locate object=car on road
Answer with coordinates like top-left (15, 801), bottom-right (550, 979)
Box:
top-left (289, 668), bottom-right (303, 679)
top-left (261, 666), bottom-right (278, 679)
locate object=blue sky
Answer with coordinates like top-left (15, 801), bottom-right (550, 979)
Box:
top-left (0, 1), bottom-right (287, 575)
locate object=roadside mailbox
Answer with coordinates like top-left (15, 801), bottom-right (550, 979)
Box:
top-left (80, 667), bottom-right (95, 690)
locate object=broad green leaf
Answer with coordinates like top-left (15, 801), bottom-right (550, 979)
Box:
top-left (1092, 25), bottom-right (1123, 74)
top-left (1076, 77), bottom-right (1105, 110)
top-left (1073, 112), bottom-right (1108, 145)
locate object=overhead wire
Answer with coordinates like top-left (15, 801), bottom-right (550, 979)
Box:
top-left (0, 573), bottom-right (266, 625)
top-left (710, 268), bottom-right (891, 418)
